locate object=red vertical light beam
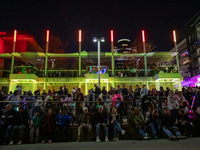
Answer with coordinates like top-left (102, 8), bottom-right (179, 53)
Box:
top-left (14, 30), bottom-right (17, 42)
top-left (142, 30), bottom-right (145, 42)
top-left (46, 30), bottom-right (49, 42)
top-left (79, 30), bottom-right (81, 42)
top-left (111, 30), bottom-right (113, 42)
top-left (173, 30), bottom-right (176, 43)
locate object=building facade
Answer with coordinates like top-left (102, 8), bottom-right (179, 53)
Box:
top-left (0, 31), bottom-right (182, 94)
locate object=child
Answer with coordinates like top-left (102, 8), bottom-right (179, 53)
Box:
top-left (162, 99), bottom-right (168, 109)
top-left (109, 107), bottom-right (126, 141)
top-left (30, 109), bottom-right (43, 143)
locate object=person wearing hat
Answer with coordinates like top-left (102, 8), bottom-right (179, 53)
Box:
top-left (76, 107), bottom-right (92, 142)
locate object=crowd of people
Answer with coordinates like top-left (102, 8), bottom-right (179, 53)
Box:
top-left (0, 84), bottom-right (200, 146)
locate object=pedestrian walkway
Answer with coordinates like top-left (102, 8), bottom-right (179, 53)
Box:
top-left (1, 138), bottom-right (199, 150)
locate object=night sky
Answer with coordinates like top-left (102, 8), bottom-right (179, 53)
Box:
top-left (0, 0), bottom-right (200, 53)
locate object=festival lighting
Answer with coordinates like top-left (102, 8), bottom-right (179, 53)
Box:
top-left (46, 30), bottom-right (49, 42)
top-left (198, 78), bottom-right (200, 82)
top-left (142, 30), bottom-right (145, 42)
top-left (190, 96), bottom-right (195, 111)
top-left (173, 30), bottom-right (176, 43)
top-left (79, 30), bottom-right (81, 42)
top-left (111, 30), bottom-right (113, 42)
top-left (14, 30), bottom-right (17, 42)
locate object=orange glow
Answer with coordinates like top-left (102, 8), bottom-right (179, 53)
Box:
top-left (46, 30), bottom-right (49, 42)
top-left (79, 30), bottom-right (81, 42)
top-left (14, 30), bottom-right (17, 42)
top-left (111, 30), bottom-right (113, 42)
top-left (173, 30), bottom-right (176, 43)
top-left (142, 30), bottom-right (145, 42)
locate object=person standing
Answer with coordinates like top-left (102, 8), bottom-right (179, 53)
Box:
top-left (73, 88), bottom-right (84, 121)
top-left (159, 86), bottom-right (165, 110)
top-left (64, 85), bottom-right (68, 95)
top-left (134, 85), bottom-right (141, 98)
top-left (94, 84), bottom-right (101, 101)
top-left (16, 85), bottom-right (22, 97)
top-left (101, 86), bottom-right (108, 101)
top-left (168, 90), bottom-right (179, 123)
top-left (122, 84), bottom-right (128, 100)
top-left (108, 86), bottom-right (115, 96)
top-left (140, 85), bottom-right (148, 98)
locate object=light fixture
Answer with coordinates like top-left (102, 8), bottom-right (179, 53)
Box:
top-left (101, 37), bottom-right (105, 42)
top-left (93, 37), bottom-right (97, 42)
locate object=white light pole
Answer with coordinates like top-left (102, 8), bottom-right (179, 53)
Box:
top-left (93, 37), bottom-right (105, 88)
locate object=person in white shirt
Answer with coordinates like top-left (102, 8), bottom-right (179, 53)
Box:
top-left (140, 84), bottom-right (148, 98)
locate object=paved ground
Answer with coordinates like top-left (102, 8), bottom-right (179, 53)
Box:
top-left (0, 138), bottom-right (199, 150)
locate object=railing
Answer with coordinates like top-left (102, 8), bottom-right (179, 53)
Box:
top-left (0, 70), bottom-right (10, 78)
top-left (9, 65), bottom-right (180, 78)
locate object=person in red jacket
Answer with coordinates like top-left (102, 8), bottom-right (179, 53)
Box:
top-left (41, 108), bottom-right (56, 144)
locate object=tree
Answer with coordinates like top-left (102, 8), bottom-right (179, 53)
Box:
top-left (42, 35), bottom-right (69, 69)
top-left (132, 34), bottom-right (156, 69)
top-left (132, 35), bottom-right (156, 53)
top-left (48, 36), bottom-right (68, 53)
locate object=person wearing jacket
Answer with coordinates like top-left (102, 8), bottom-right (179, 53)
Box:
top-left (73, 88), bottom-right (84, 122)
top-left (76, 107), bottom-right (92, 142)
top-left (54, 108), bottom-right (71, 141)
top-left (177, 108), bottom-right (192, 137)
top-left (9, 90), bottom-right (20, 108)
top-left (140, 85), bottom-right (148, 99)
top-left (176, 92), bottom-right (188, 108)
top-left (94, 84), bottom-right (101, 100)
top-left (94, 105), bottom-right (109, 142)
top-left (112, 91), bottom-right (123, 106)
top-left (167, 90), bottom-right (179, 123)
top-left (30, 109), bottom-right (43, 143)
top-left (23, 91), bottom-right (35, 124)
top-left (41, 108), bottom-right (56, 144)
top-left (161, 108), bottom-right (186, 139)
top-left (109, 107), bottom-right (125, 141)
top-left (101, 86), bottom-right (108, 101)
top-left (9, 106), bottom-right (29, 145)
top-left (0, 104), bottom-right (16, 144)
top-left (131, 107), bottom-right (151, 140)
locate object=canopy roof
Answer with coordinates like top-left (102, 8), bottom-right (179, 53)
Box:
top-left (0, 51), bottom-right (178, 62)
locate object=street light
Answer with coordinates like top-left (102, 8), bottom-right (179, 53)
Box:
top-left (93, 37), bottom-right (105, 88)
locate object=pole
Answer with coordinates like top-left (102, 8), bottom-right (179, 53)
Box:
top-left (79, 42), bottom-right (81, 77)
top-left (174, 42), bottom-right (180, 73)
top-left (79, 30), bottom-right (81, 77)
top-left (44, 30), bottom-right (49, 91)
top-left (142, 30), bottom-right (147, 76)
top-left (143, 42), bottom-right (147, 76)
top-left (111, 30), bottom-right (114, 77)
top-left (11, 30), bottom-right (17, 74)
top-left (98, 40), bottom-right (101, 88)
